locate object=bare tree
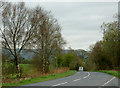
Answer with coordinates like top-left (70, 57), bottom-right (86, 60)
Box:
top-left (0, 2), bottom-right (34, 78)
top-left (31, 7), bottom-right (66, 73)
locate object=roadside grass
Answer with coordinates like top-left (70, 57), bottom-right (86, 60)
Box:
top-left (2, 70), bottom-right (76, 86)
top-left (0, 83), bottom-right (2, 87)
top-left (96, 70), bottom-right (120, 78)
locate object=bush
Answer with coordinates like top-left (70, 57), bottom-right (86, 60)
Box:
top-left (31, 54), bottom-right (43, 72)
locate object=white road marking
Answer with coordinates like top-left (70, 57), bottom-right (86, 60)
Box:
top-left (83, 76), bottom-right (87, 78)
top-left (53, 72), bottom-right (90, 87)
top-left (52, 82), bottom-right (68, 86)
top-left (73, 78), bottom-right (81, 81)
top-left (83, 72), bottom-right (90, 79)
top-left (73, 72), bottom-right (90, 82)
top-left (102, 76), bottom-right (115, 86)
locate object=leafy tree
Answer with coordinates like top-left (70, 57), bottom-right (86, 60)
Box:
top-left (85, 58), bottom-right (96, 71)
top-left (90, 20), bottom-right (120, 70)
top-left (101, 21), bottom-right (120, 69)
top-left (62, 53), bottom-right (75, 67)
top-left (52, 53), bottom-right (63, 68)
top-left (90, 41), bottom-right (112, 70)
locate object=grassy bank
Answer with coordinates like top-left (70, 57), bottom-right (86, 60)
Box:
top-left (96, 70), bottom-right (120, 78)
top-left (2, 70), bottom-right (76, 86)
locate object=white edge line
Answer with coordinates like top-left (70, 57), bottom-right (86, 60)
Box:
top-left (102, 76), bottom-right (115, 86)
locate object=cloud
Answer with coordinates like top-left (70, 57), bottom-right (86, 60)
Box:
top-left (24, 2), bottom-right (118, 50)
top-left (6, 2), bottom-right (118, 50)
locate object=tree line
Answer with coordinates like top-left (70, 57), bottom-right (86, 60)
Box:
top-left (1, 2), bottom-right (66, 78)
top-left (89, 18), bottom-right (120, 70)
top-left (1, 2), bottom-right (86, 80)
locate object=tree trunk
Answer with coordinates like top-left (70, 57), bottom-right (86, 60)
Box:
top-left (15, 56), bottom-right (21, 78)
top-left (42, 58), bottom-right (45, 73)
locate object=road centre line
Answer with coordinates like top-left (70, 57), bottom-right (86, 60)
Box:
top-left (52, 82), bottom-right (68, 86)
top-left (83, 72), bottom-right (90, 79)
top-left (73, 72), bottom-right (90, 82)
top-left (102, 76), bottom-right (115, 86)
top-left (52, 72), bottom-right (90, 87)
top-left (73, 78), bottom-right (81, 81)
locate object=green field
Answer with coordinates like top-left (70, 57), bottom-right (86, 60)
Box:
top-left (19, 64), bottom-right (33, 77)
top-left (96, 70), bottom-right (120, 78)
top-left (2, 70), bottom-right (76, 86)
top-left (2, 64), bottom-right (32, 79)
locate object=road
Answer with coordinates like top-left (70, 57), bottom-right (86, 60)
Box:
top-left (22, 71), bottom-right (119, 87)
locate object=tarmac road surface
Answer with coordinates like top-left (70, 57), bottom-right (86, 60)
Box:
top-left (22, 71), bottom-right (119, 87)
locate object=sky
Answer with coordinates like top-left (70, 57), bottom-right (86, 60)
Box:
top-left (1, 1), bottom-right (118, 50)
top-left (25, 2), bottom-right (118, 50)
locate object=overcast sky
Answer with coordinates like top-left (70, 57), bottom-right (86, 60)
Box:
top-left (24, 2), bottom-right (117, 50)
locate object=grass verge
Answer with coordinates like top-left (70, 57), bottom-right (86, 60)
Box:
top-left (2, 70), bottom-right (76, 86)
top-left (96, 70), bottom-right (120, 78)
top-left (0, 83), bottom-right (2, 88)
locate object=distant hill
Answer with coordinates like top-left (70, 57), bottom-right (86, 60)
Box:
top-left (2, 48), bottom-right (90, 60)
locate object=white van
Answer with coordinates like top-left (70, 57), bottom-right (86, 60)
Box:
top-left (79, 67), bottom-right (83, 71)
